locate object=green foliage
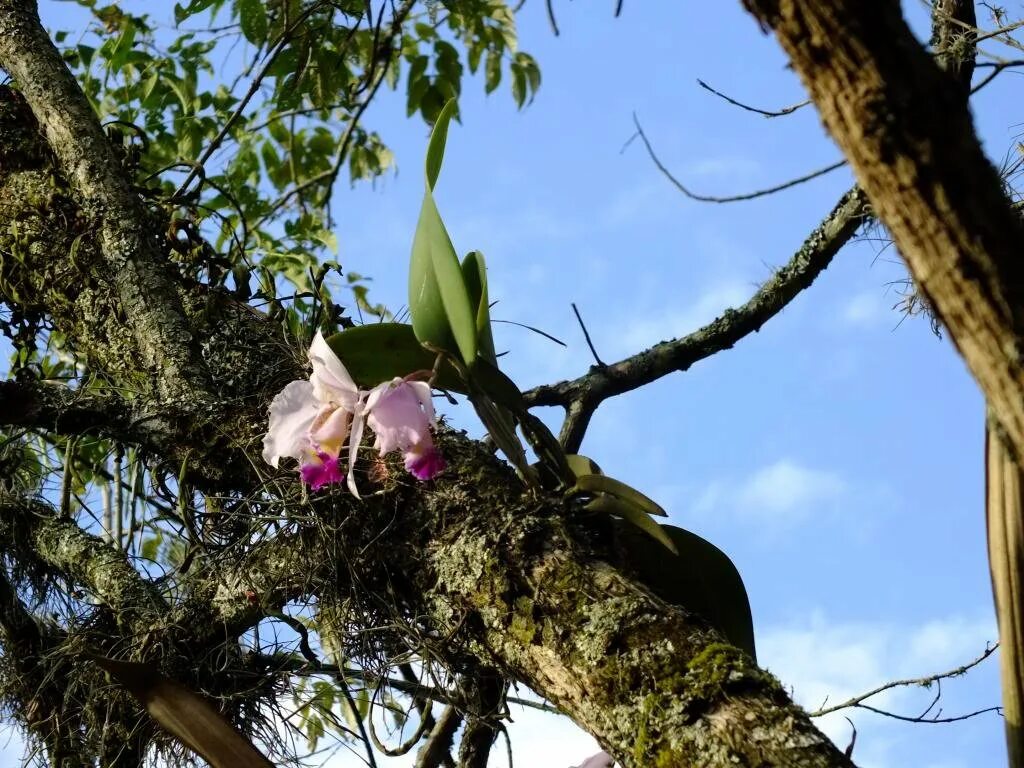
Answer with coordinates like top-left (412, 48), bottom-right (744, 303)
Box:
top-left (409, 98), bottom-right (477, 364)
top-left (48, 0), bottom-right (539, 347)
top-left (622, 525), bottom-right (757, 661)
top-left (325, 322), bottom-right (463, 389)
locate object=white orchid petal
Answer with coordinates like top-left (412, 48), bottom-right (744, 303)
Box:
top-left (309, 330), bottom-right (358, 403)
top-left (262, 380), bottom-right (318, 468)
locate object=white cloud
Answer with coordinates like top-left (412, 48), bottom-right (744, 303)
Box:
top-left (684, 154), bottom-right (761, 180)
top-left (840, 290), bottom-right (890, 328)
top-left (693, 459), bottom-right (845, 527)
top-left (737, 460), bottom-right (845, 516)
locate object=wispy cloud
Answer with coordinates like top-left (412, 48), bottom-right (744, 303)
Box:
top-left (683, 154), bottom-right (761, 181)
top-left (694, 458), bottom-right (845, 527)
top-left (840, 289), bottom-right (891, 329)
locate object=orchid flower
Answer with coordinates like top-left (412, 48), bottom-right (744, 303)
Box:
top-left (262, 331), bottom-right (444, 493)
top-left (365, 377), bottom-right (446, 481)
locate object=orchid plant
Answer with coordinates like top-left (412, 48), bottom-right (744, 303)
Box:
top-left (260, 98), bottom-right (757, 668)
top-left (262, 331), bottom-right (444, 495)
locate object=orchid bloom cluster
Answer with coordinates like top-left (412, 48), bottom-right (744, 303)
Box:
top-left (262, 332), bottom-right (445, 494)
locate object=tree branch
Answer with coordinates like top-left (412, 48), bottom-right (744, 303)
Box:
top-left (631, 113), bottom-right (845, 204)
top-left (810, 643), bottom-right (998, 718)
top-left (0, 492), bottom-right (166, 633)
top-left (741, 0), bottom-right (1024, 462)
top-left (0, 0), bottom-right (211, 404)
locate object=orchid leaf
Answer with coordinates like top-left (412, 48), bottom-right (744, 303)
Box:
top-left (325, 323), bottom-right (465, 391)
top-left (573, 473), bottom-right (667, 517)
top-left (461, 250), bottom-right (496, 364)
top-left (566, 454), bottom-right (602, 477)
top-left (618, 524), bottom-right (757, 661)
top-left (471, 394), bottom-right (537, 485)
top-left (88, 654), bottom-right (274, 768)
top-left (585, 494), bottom-right (677, 554)
top-left (409, 98), bottom-right (478, 365)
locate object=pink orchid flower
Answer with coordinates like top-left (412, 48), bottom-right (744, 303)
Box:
top-left (365, 377), bottom-right (446, 481)
top-left (573, 752), bottom-right (614, 768)
top-left (262, 332), bottom-right (444, 493)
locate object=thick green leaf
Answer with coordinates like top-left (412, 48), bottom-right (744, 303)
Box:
top-left (573, 473), bottom-right (667, 517)
top-left (88, 654), bottom-right (274, 768)
top-left (586, 495), bottom-right (677, 554)
top-left (238, 0), bottom-right (268, 45)
top-left (471, 394), bottom-right (536, 485)
top-left (409, 99), bottom-right (478, 364)
top-left (617, 524), bottom-right (757, 661)
top-left (461, 251), bottom-right (496, 364)
top-left (424, 96), bottom-right (456, 188)
top-left (324, 323), bottom-right (465, 391)
top-left (566, 454), bottom-right (602, 477)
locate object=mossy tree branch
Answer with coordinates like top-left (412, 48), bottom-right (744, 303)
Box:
top-left (0, 0), bottom-right (212, 406)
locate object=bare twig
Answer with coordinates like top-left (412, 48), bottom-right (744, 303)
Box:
top-left (810, 643), bottom-right (999, 720)
top-left (572, 303), bottom-right (605, 367)
top-left (546, 0), bottom-right (560, 35)
top-left (697, 78), bottom-right (811, 117)
top-left (631, 113), bottom-right (845, 203)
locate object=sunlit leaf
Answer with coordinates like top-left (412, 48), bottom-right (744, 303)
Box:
top-left (573, 473), bottom-right (668, 517)
top-left (325, 323), bottom-right (465, 391)
top-left (409, 98), bottom-right (478, 364)
top-left (461, 250), bottom-right (496, 364)
top-left (585, 494), bottom-right (677, 554)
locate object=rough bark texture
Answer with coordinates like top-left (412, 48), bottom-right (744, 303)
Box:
top-left (0, 0), bottom-right (210, 406)
top-left (743, 0), bottom-right (1024, 464)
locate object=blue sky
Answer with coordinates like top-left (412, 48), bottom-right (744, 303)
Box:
top-left (7, 2), bottom-right (1017, 767)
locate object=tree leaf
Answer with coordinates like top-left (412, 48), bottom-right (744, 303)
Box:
top-left (87, 654), bottom-right (274, 768)
top-left (617, 524), bottom-right (757, 661)
top-left (566, 454), bottom-right (602, 477)
top-left (409, 98), bottom-right (478, 364)
top-left (237, 0), bottom-right (268, 45)
top-left (573, 473), bottom-right (667, 516)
